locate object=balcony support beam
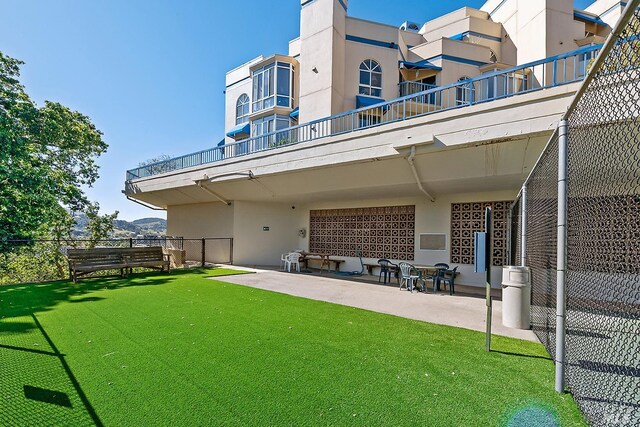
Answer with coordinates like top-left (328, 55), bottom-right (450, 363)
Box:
top-left (195, 181), bottom-right (231, 205)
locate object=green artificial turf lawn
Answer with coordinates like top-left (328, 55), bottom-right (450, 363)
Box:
top-left (0, 268), bottom-right (584, 426)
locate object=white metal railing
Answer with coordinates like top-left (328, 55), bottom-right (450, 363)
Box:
top-left (398, 81), bottom-right (438, 97)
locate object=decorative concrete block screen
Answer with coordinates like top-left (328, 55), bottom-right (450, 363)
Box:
top-left (450, 201), bottom-right (510, 266)
top-left (309, 205), bottom-right (415, 260)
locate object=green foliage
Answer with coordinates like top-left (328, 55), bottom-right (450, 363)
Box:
top-left (137, 154), bottom-right (174, 175)
top-left (0, 50), bottom-right (112, 245)
top-left (268, 137), bottom-right (290, 148)
top-left (0, 50), bottom-right (118, 283)
top-left (0, 240), bottom-right (62, 285)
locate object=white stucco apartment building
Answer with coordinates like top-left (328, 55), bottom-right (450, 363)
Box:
top-left (124, 0), bottom-right (624, 287)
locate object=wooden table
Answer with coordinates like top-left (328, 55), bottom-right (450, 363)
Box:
top-left (299, 252), bottom-right (332, 272)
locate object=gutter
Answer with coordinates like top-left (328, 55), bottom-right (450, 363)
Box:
top-left (407, 146), bottom-right (436, 202)
top-left (124, 194), bottom-right (166, 211)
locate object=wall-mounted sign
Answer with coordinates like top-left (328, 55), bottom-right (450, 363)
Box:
top-left (263, 226), bottom-right (270, 231)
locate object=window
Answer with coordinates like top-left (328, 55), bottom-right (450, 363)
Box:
top-left (577, 50), bottom-right (596, 78)
top-left (482, 72), bottom-right (506, 101)
top-left (276, 63), bottom-right (293, 107)
top-left (252, 63), bottom-right (274, 112)
top-left (251, 114), bottom-right (292, 149)
top-left (252, 62), bottom-right (294, 112)
top-left (235, 94), bottom-right (250, 125)
top-left (455, 76), bottom-right (474, 105)
top-left (489, 50), bottom-right (498, 64)
top-left (359, 59), bottom-right (382, 97)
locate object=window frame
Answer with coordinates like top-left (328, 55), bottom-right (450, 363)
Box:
top-left (252, 61), bottom-right (295, 113)
top-left (359, 59), bottom-right (383, 98)
top-left (455, 76), bottom-right (474, 105)
top-left (235, 94), bottom-right (250, 125)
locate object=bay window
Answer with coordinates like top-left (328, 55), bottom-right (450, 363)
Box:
top-left (252, 61), bottom-right (294, 112)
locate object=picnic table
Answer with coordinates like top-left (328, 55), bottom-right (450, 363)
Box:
top-left (299, 252), bottom-right (344, 272)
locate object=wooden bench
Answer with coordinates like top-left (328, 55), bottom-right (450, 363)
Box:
top-left (68, 247), bottom-right (170, 282)
top-left (363, 263), bottom-right (384, 275)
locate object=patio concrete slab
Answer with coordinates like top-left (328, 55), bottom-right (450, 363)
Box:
top-left (213, 267), bottom-right (539, 342)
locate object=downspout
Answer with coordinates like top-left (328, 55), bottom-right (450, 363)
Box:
top-left (407, 146), bottom-right (435, 202)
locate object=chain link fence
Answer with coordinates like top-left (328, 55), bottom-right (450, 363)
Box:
top-left (511, 4), bottom-right (640, 425)
top-left (0, 238), bottom-right (233, 286)
top-left (525, 134), bottom-right (560, 353)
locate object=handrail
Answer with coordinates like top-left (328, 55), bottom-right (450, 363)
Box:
top-left (126, 44), bottom-right (601, 181)
top-left (399, 81), bottom-right (438, 97)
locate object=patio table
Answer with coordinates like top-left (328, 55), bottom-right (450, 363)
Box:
top-left (299, 252), bottom-right (332, 272)
top-left (413, 265), bottom-right (447, 292)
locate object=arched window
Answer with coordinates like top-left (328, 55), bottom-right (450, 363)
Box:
top-left (236, 94), bottom-right (250, 125)
top-left (359, 59), bottom-right (382, 97)
top-left (455, 77), bottom-right (474, 106)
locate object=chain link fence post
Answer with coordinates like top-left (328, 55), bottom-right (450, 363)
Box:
top-left (520, 184), bottom-right (527, 267)
top-left (201, 238), bottom-right (205, 267)
top-left (555, 119), bottom-right (568, 393)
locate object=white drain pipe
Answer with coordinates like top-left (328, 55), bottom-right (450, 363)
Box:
top-left (407, 146), bottom-right (435, 202)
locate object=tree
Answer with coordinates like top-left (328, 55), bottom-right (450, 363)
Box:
top-left (0, 51), bottom-right (116, 249)
top-left (137, 154), bottom-right (175, 175)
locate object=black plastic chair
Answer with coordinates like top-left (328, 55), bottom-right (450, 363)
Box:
top-left (377, 259), bottom-right (397, 284)
top-left (439, 266), bottom-right (458, 295)
top-left (432, 263), bottom-right (450, 292)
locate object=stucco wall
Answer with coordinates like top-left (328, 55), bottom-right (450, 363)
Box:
top-left (167, 202), bottom-right (234, 238)
top-left (224, 78), bottom-right (252, 144)
top-left (298, 0), bottom-right (347, 123)
top-left (166, 202), bottom-right (235, 263)
top-left (344, 40), bottom-right (401, 110)
top-left (232, 201), bottom-right (300, 265)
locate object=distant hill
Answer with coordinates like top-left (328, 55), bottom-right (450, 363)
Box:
top-left (72, 213), bottom-right (166, 238)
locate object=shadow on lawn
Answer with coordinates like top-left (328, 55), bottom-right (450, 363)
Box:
top-left (491, 349), bottom-right (553, 361)
top-left (0, 313), bottom-right (104, 426)
top-left (0, 268), bottom-right (214, 426)
top-left (0, 268), bottom-right (212, 328)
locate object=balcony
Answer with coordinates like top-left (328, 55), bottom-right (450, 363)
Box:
top-left (398, 81), bottom-right (438, 98)
top-left (126, 45), bottom-right (600, 181)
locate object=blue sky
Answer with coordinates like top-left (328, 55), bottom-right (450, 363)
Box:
top-left (1, 0), bottom-right (594, 220)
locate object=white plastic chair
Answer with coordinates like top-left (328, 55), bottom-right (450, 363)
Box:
top-left (398, 262), bottom-right (420, 293)
top-left (285, 252), bottom-right (301, 272)
top-left (280, 253), bottom-right (288, 270)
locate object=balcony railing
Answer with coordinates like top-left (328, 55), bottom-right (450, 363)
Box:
top-left (398, 81), bottom-right (438, 97)
top-left (126, 44), bottom-right (601, 181)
